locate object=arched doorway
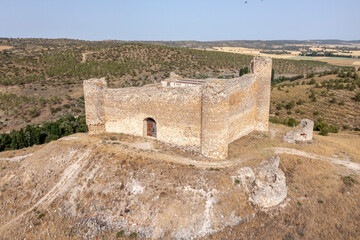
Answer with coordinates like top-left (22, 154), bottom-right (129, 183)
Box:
top-left (144, 118), bottom-right (157, 138)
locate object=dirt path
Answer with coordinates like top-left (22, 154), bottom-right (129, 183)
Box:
top-left (121, 141), bottom-right (248, 168)
top-left (0, 148), bottom-right (93, 232)
top-left (0, 154), bottom-right (32, 162)
top-left (81, 52), bottom-right (95, 63)
top-left (272, 147), bottom-right (360, 172)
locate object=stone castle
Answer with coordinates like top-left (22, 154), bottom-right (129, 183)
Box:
top-left (84, 56), bottom-right (272, 159)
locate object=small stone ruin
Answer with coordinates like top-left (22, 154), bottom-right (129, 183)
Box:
top-left (283, 119), bottom-right (314, 144)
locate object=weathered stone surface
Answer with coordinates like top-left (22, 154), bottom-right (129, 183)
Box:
top-left (236, 156), bottom-right (287, 209)
top-left (283, 119), bottom-right (314, 144)
top-left (84, 56), bottom-right (272, 159)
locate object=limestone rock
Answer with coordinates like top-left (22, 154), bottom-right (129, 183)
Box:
top-left (283, 119), bottom-right (314, 144)
top-left (249, 155), bottom-right (287, 208)
top-left (236, 156), bottom-right (287, 209)
top-left (235, 167), bottom-right (255, 193)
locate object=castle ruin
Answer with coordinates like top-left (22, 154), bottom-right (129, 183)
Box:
top-left (84, 56), bottom-right (272, 159)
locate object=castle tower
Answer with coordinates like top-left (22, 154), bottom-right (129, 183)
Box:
top-left (200, 82), bottom-right (229, 159)
top-left (251, 56), bottom-right (272, 131)
top-left (83, 78), bottom-right (107, 133)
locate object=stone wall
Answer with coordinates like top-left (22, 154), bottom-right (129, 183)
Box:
top-left (105, 84), bottom-right (202, 149)
top-left (84, 56), bottom-right (272, 159)
top-left (252, 56), bottom-right (272, 131)
top-left (226, 75), bottom-right (258, 144)
top-left (83, 78), bottom-right (107, 133)
top-left (200, 82), bottom-right (229, 159)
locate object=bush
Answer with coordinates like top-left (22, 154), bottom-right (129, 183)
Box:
top-left (287, 118), bottom-right (299, 127)
top-left (329, 98), bottom-right (336, 104)
top-left (341, 175), bottom-right (358, 187)
top-left (285, 101), bottom-right (295, 110)
top-left (308, 78), bottom-right (317, 85)
top-left (296, 99), bottom-right (305, 105)
top-left (355, 92), bottom-right (360, 102)
top-left (314, 119), bottom-right (338, 136)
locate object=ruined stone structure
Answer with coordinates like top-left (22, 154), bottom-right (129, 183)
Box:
top-left (283, 119), bottom-right (314, 144)
top-left (84, 56), bottom-right (272, 159)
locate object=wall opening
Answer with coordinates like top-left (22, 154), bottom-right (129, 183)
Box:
top-left (144, 118), bottom-right (157, 138)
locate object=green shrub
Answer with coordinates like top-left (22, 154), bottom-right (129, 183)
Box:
top-left (308, 78), bottom-right (317, 85)
top-left (329, 98), bottom-right (336, 104)
top-left (354, 92), bottom-right (360, 102)
top-left (130, 232), bottom-right (137, 238)
top-left (296, 99), bottom-right (305, 105)
top-left (285, 101), bottom-right (295, 110)
top-left (116, 230), bottom-right (124, 238)
top-left (341, 175), bottom-right (358, 187)
top-left (287, 118), bottom-right (299, 127)
top-left (314, 119), bottom-right (338, 136)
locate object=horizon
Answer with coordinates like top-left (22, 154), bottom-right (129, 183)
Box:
top-left (1, 0), bottom-right (360, 41)
top-left (1, 37), bottom-right (360, 42)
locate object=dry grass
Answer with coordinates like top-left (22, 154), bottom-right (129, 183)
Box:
top-left (0, 46), bottom-right (12, 51)
top-left (0, 123), bottom-right (359, 239)
top-left (270, 73), bottom-right (360, 130)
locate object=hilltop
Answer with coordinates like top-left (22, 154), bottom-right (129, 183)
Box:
top-left (0, 123), bottom-right (359, 239)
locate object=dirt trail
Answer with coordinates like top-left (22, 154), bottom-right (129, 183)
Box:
top-left (0, 148), bottom-right (93, 232)
top-left (121, 141), bottom-right (247, 168)
top-left (0, 154), bottom-right (32, 162)
top-left (81, 52), bottom-right (95, 63)
top-left (272, 147), bottom-right (360, 172)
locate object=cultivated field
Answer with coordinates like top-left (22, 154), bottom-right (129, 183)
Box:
top-left (206, 44), bottom-right (360, 67)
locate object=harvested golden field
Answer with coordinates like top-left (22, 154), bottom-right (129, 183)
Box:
top-left (205, 43), bottom-right (360, 67)
top-left (208, 46), bottom-right (301, 59)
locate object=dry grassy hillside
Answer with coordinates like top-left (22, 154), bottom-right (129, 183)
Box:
top-left (270, 70), bottom-right (360, 130)
top-left (0, 124), bottom-right (359, 239)
top-left (0, 39), bottom-right (339, 133)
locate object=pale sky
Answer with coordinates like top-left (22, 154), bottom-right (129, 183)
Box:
top-left (1, 0), bottom-right (359, 41)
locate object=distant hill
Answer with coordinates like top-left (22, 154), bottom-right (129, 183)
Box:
top-left (0, 38), bottom-right (355, 133)
top-left (140, 39), bottom-right (360, 51)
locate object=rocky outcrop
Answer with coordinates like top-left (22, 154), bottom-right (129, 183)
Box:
top-left (235, 155), bottom-right (287, 209)
top-left (283, 119), bottom-right (314, 144)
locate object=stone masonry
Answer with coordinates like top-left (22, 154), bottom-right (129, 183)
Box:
top-left (84, 56), bottom-right (272, 159)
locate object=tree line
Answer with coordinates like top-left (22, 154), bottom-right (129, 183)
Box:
top-left (0, 114), bottom-right (87, 152)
